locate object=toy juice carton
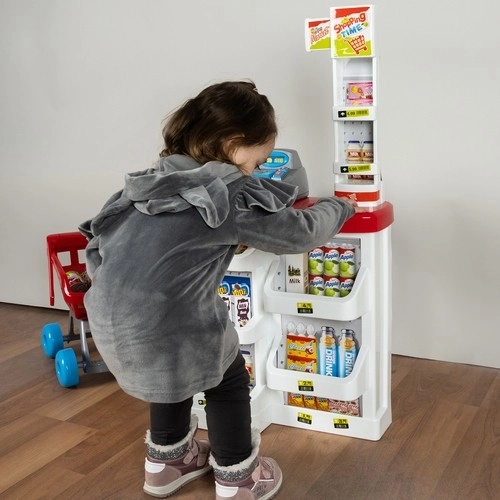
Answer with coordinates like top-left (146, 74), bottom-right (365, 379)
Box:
top-left (285, 253), bottom-right (309, 293)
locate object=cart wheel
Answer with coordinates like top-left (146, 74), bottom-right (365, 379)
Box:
top-left (41, 322), bottom-right (64, 358)
top-left (55, 348), bottom-right (79, 387)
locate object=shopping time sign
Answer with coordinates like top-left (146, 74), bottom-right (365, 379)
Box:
top-left (305, 5), bottom-right (374, 58)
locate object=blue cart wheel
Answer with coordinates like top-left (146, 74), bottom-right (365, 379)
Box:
top-left (41, 322), bottom-right (64, 358)
top-left (55, 348), bottom-right (79, 387)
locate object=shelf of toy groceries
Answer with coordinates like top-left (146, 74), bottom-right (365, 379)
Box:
top-left (264, 200), bottom-right (393, 320)
top-left (264, 262), bottom-right (370, 322)
top-left (266, 333), bottom-right (369, 402)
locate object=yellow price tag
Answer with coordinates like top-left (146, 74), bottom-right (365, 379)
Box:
top-left (347, 164), bottom-right (372, 172)
top-left (296, 302), bottom-right (313, 314)
top-left (298, 380), bottom-right (314, 392)
top-left (333, 418), bottom-right (349, 429)
top-left (345, 108), bottom-right (370, 117)
top-left (297, 412), bottom-right (313, 425)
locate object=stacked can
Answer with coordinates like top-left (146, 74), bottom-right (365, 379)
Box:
top-left (323, 241), bottom-right (340, 297)
top-left (308, 247), bottom-right (324, 295)
top-left (308, 242), bottom-right (357, 297)
top-left (339, 243), bottom-right (356, 297)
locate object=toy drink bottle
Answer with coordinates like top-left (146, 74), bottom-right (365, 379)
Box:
top-left (318, 326), bottom-right (337, 377)
top-left (338, 329), bottom-right (358, 378)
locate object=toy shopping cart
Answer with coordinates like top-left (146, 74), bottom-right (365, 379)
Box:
top-left (41, 232), bottom-right (108, 387)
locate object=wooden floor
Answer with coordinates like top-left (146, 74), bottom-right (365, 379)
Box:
top-left (1, 302), bottom-right (499, 500)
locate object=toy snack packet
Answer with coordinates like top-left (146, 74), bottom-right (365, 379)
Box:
top-left (286, 333), bottom-right (317, 361)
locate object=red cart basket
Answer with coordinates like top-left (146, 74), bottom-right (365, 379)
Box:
top-left (41, 232), bottom-right (108, 387)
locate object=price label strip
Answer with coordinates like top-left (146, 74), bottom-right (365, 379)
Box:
top-left (338, 108), bottom-right (370, 118)
top-left (296, 302), bottom-right (313, 314)
top-left (297, 412), bottom-right (313, 425)
top-left (298, 380), bottom-right (314, 392)
top-left (333, 418), bottom-right (350, 429)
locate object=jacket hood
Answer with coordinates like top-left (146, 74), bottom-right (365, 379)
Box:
top-left (81, 155), bottom-right (244, 236)
top-left (125, 155), bottom-right (243, 225)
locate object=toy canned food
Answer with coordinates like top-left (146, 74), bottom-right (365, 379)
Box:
top-left (323, 276), bottom-right (340, 297)
top-left (339, 244), bottom-right (356, 278)
top-left (308, 275), bottom-right (325, 296)
top-left (339, 276), bottom-right (354, 297)
top-left (323, 242), bottom-right (340, 276)
top-left (346, 81), bottom-right (373, 104)
top-left (308, 247), bottom-right (324, 275)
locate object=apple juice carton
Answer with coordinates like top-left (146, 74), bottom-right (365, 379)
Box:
top-left (339, 244), bottom-right (356, 278)
top-left (285, 253), bottom-right (309, 293)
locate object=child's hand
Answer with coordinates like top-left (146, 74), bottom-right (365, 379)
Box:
top-left (340, 196), bottom-right (358, 207)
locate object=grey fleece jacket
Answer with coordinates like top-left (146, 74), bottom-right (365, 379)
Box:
top-left (79, 155), bottom-right (355, 403)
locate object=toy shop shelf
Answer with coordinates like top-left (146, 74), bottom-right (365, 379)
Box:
top-left (270, 402), bottom-right (390, 441)
top-left (266, 335), bottom-right (369, 402)
top-left (332, 104), bottom-right (377, 121)
top-left (263, 263), bottom-right (370, 322)
top-left (236, 314), bottom-right (278, 345)
top-left (271, 403), bottom-right (361, 437)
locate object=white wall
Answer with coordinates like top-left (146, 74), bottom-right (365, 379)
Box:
top-left (1, 1), bottom-right (499, 368)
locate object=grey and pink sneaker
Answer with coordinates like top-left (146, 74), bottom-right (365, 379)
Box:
top-left (211, 429), bottom-right (282, 500)
top-left (143, 416), bottom-right (212, 498)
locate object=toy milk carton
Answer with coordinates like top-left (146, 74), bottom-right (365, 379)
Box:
top-left (218, 273), bottom-right (252, 327)
top-left (285, 253), bottom-right (309, 293)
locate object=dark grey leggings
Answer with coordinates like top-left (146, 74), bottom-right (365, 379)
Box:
top-left (150, 350), bottom-right (252, 466)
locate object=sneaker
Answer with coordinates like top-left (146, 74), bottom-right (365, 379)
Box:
top-left (144, 437), bottom-right (211, 497)
top-left (215, 456), bottom-right (283, 500)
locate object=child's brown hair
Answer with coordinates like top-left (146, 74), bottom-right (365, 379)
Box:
top-left (160, 81), bottom-right (277, 164)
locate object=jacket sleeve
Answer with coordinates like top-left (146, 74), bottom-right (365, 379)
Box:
top-left (234, 180), bottom-right (355, 254)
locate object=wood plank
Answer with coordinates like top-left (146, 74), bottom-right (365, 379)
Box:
top-left (33, 372), bottom-right (119, 421)
top-left (0, 421), bottom-right (95, 493)
top-left (0, 462), bottom-right (84, 499)
top-left (0, 304), bottom-right (67, 362)
top-left (432, 407), bottom-right (500, 499)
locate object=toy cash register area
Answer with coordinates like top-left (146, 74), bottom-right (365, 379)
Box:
top-left (253, 149), bottom-right (309, 200)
